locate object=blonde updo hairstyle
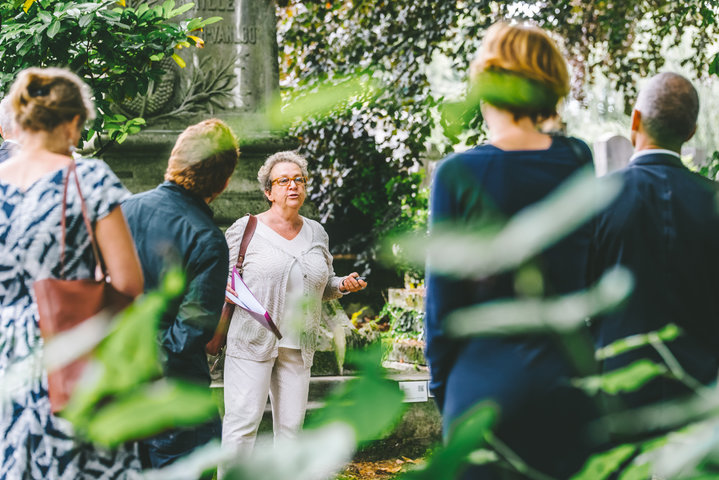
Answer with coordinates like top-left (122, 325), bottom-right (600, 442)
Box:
top-left (8, 67), bottom-right (95, 132)
top-left (469, 22), bottom-right (570, 122)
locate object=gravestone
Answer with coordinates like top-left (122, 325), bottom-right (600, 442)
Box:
top-left (101, 0), bottom-right (294, 226)
top-left (681, 146), bottom-right (707, 167)
top-left (593, 134), bottom-right (633, 176)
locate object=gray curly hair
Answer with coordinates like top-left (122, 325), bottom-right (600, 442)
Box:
top-left (257, 150), bottom-right (309, 191)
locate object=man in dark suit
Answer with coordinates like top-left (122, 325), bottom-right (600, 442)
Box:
top-left (589, 72), bottom-right (719, 410)
top-left (0, 97), bottom-right (19, 163)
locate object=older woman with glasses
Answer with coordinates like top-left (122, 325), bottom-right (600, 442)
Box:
top-left (218, 150), bottom-right (366, 461)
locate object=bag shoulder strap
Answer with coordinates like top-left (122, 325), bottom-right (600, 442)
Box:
top-left (60, 159), bottom-right (104, 279)
top-left (235, 214), bottom-right (257, 274)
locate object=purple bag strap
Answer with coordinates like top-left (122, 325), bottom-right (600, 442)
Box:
top-left (59, 159), bottom-right (104, 279)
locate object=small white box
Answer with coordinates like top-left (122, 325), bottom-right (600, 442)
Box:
top-left (399, 380), bottom-right (429, 403)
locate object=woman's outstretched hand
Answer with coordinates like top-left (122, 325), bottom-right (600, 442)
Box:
top-left (340, 272), bottom-right (367, 293)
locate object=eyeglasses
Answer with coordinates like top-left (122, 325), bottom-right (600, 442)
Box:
top-left (271, 175), bottom-right (308, 187)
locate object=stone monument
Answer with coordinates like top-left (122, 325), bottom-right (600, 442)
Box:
top-left (102, 0), bottom-right (296, 226)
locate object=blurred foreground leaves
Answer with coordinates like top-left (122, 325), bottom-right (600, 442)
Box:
top-left (305, 345), bottom-right (406, 444)
top-left (144, 345), bottom-right (406, 480)
top-left (445, 267), bottom-right (633, 337)
top-left (394, 168), bottom-right (623, 279)
top-left (47, 267), bottom-right (217, 447)
top-left (267, 73), bottom-right (379, 131)
top-left (401, 403), bottom-right (496, 480)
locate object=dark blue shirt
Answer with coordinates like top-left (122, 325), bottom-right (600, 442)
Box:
top-left (425, 136), bottom-right (594, 409)
top-left (122, 181), bottom-right (229, 384)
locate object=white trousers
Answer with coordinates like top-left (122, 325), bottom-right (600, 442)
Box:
top-left (222, 347), bottom-right (311, 457)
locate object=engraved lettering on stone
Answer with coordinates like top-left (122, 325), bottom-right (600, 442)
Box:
top-left (195, 0), bottom-right (235, 11)
top-left (238, 26), bottom-right (256, 44)
top-left (204, 25), bottom-right (235, 44)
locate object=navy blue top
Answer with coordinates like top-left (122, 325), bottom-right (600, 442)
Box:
top-left (122, 181), bottom-right (229, 384)
top-left (589, 153), bottom-right (719, 407)
top-left (425, 136), bottom-right (594, 409)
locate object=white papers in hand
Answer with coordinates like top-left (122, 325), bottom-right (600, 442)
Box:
top-left (226, 266), bottom-right (282, 339)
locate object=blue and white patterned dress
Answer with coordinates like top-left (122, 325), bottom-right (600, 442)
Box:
top-left (0, 159), bottom-right (141, 479)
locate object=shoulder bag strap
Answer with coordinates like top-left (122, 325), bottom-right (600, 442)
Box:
top-left (59, 159), bottom-right (103, 279)
top-left (207, 213), bottom-right (258, 359)
top-left (235, 213), bottom-right (257, 275)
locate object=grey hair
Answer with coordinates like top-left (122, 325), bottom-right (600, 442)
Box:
top-left (635, 72), bottom-right (699, 150)
top-left (257, 150), bottom-right (309, 191)
top-left (0, 97), bottom-right (16, 138)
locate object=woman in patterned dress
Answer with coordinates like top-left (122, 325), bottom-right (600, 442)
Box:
top-left (0, 68), bottom-right (144, 478)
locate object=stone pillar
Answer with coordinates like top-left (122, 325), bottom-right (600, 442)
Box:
top-left (593, 134), bottom-right (634, 176)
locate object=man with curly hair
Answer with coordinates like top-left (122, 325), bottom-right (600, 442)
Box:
top-left (122, 118), bottom-right (239, 471)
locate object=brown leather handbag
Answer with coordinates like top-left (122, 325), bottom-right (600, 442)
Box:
top-left (33, 160), bottom-right (133, 413)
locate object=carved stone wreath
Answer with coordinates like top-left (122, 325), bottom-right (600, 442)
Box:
top-left (118, 54), bottom-right (237, 120)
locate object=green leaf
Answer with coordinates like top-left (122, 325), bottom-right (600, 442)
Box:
top-left (596, 324), bottom-right (682, 361)
top-left (161, 0), bottom-right (175, 17)
top-left (709, 53), bottom-right (719, 77)
top-left (304, 345), bottom-right (405, 443)
top-left (85, 379), bottom-right (218, 447)
top-left (396, 168), bottom-right (624, 279)
top-left (37, 11), bottom-right (52, 23)
top-left (445, 266), bottom-right (633, 337)
top-left (576, 360), bottom-right (668, 396)
top-left (62, 268), bottom-right (186, 430)
top-left (78, 13), bottom-right (93, 28)
top-left (200, 16), bottom-right (223, 26)
top-left (169, 2), bottom-right (194, 18)
top-left (618, 461), bottom-right (651, 480)
top-left (46, 20), bottom-right (61, 39)
top-left (220, 424), bottom-right (354, 480)
top-left (572, 444), bottom-right (636, 480)
top-left (403, 403), bottom-right (497, 480)
top-left (267, 74), bottom-right (379, 130)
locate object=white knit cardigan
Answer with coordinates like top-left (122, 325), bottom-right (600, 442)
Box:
top-left (224, 215), bottom-right (344, 367)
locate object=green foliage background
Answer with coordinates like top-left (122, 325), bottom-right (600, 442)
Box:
top-left (277, 0), bottom-right (719, 288)
top-left (0, 0), bottom-right (219, 151)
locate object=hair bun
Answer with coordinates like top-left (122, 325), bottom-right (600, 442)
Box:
top-left (8, 67), bottom-right (95, 133)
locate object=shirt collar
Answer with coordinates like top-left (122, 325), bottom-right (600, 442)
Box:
top-left (629, 148), bottom-right (681, 163)
top-left (160, 181), bottom-right (214, 218)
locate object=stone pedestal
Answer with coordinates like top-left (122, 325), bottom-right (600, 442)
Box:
top-left (102, 128), bottom-right (299, 227)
